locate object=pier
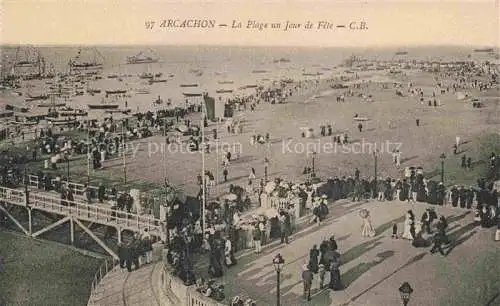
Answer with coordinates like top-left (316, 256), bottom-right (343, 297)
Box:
top-left (0, 186), bottom-right (165, 260)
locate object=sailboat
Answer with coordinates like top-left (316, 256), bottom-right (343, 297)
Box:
top-left (39, 85), bottom-right (66, 107)
top-left (11, 46), bottom-right (47, 80)
top-left (69, 48), bottom-right (104, 74)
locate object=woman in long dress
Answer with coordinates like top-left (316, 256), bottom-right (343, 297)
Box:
top-left (402, 213), bottom-right (414, 240)
top-left (328, 256), bottom-right (343, 290)
top-left (308, 245), bottom-right (320, 273)
top-left (224, 238), bottom-right (236, 267)
top-left (305, 188), bottom-right (314, 210)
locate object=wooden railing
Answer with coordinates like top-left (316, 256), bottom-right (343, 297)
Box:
top-left (23, 174), bottom-right (163, 209)
top-left (25, 174), bottom-right (109, 197)
top-left (0, 187), bottom-right (26, 205)
top-left (87, 258), bottom-right (120, 306)
top-left (0, 186), bottom-right (165, 236)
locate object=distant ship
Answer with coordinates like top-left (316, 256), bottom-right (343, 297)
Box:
top-left (473, 48), bottom-right (494, 53)
top-left (105, 89), bottom-right (127, 95)
top-left (58, 107), bottom-right (88, 117)
top-left (148, 78), bottom-right (167, 84)
top-left (69, 48), bottom-right (104, 73)
top-left (395, 51), bottom-right (408, 55)
top-left (183, 92), bottom-right (203, 97)
top-left (38, 101), bottom-right (66, 107)
top-left (134, 88), bottom-right (150, 94)
top-left (86, 88), bottom-right (101, 94)
top-left (216, 89), bottom-right (233, 94)
top-left (10, 46), bottom-right (48, 80)
top-left (273, 58), bottom-right (291, 63)
top-left (25, 93), bottom-right (49, 102)
top-left (87, 99), bottom-right (120, 110)
top-left (126, 49), bottom-right (160, 64)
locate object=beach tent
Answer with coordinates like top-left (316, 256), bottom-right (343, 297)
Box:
top-left (456, 92), bottom-right (466, 100)
top-left (203, 95), bottom-right (216, 120)
top-left (174, 124), bottom-right (189, 134)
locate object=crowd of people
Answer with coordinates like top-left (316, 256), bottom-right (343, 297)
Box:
top-left (303, 235), bottom-right (343, 301)
top-left (117, 229), bottom-right (155, 272)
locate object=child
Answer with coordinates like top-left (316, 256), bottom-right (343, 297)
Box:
top-left (318, 264), bottom-right (326, 289)
top-left (392, 223), bottom-right (398, 239)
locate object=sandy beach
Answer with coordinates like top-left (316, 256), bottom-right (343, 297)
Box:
top-left (91, 67), bottom-right (500, 197)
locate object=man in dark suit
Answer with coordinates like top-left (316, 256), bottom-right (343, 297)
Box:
top-left (329, 236), bottom-right (338, 251)
top-left (118, 242), bottom-right (127, 271)
top-left (421, 210), bottom-right (432, 234)
top-left (302, 265), bottom-right (314, 301)
top-left (124, 241), bottom-right (133, 272)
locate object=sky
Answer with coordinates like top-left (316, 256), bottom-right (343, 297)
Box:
top-left (1, 0), bottom-right (498, 47)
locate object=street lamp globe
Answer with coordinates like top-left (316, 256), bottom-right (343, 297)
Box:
top-left (398, 282), bottom-right (413, 306)
top-left (273, 253), bottom-right (285, 273)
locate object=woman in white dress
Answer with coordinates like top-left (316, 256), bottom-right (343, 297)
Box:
top-left (224, 238), bottom-right (234, 267)
top-left (305, 188), bottom-right (314, 210)
top-left (360, 209), bottom-right (376, 237)
top-left (414, 220), bottom-right (422, 237)
top-left (402, 213), bottom-right (414, 240)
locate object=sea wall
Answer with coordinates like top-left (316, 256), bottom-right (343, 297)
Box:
top-left (158, 256), bottom-right (226, 306)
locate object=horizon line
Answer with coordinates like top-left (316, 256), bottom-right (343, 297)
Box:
top-left (0, 43), bottom-right (498, 49)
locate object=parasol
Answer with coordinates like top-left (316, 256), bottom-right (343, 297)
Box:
top-left (264, 208), bottom-right (279, 218)
top-left (175, 125), bottom-right (189, 133)
top-left (359, 208), bottom-right (369, 219)
top-left (264, 181), bottom-right (276, 193)
top-left (223, 193), bottom-right (238, 201)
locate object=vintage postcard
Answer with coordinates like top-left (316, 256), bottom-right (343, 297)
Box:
top-left (0, 1), bottom-right (499, 305)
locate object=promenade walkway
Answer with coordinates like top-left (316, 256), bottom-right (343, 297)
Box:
top-left (87, 262), bottom-right (162, 306)
top-left (88, 199), bottom-right (499, 306)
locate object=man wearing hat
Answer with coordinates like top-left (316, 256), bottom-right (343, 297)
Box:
top-left (301, 264), bottom-right (314, 301)
top-left (329, 235), bottom-right (338, 251)
top-left (421, 209), bottom-right (432, 235)
top-left (318, 263), bottom-right (326, 289)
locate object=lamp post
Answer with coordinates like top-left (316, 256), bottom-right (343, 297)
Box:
top-left (440, 153), bottom-right (446, 183)
top-left (398, 282), bottom-right (413, 306)
top-left (65, 155), bottom-right (70, 182)
top-left (122, 122), bottom-right (127, 184)
top-left (273, 253), bottom-right (285, 306)
top-left (164, 179), bottom-right (172, 246)
top-left (24, 167), bottom-right (29, 206)
top-left (264, 158), bottom-right (269, 183)
top-left (312, 151), bottom-right (317, 177)
top-left (373, 149), bottom-right (378, 182)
